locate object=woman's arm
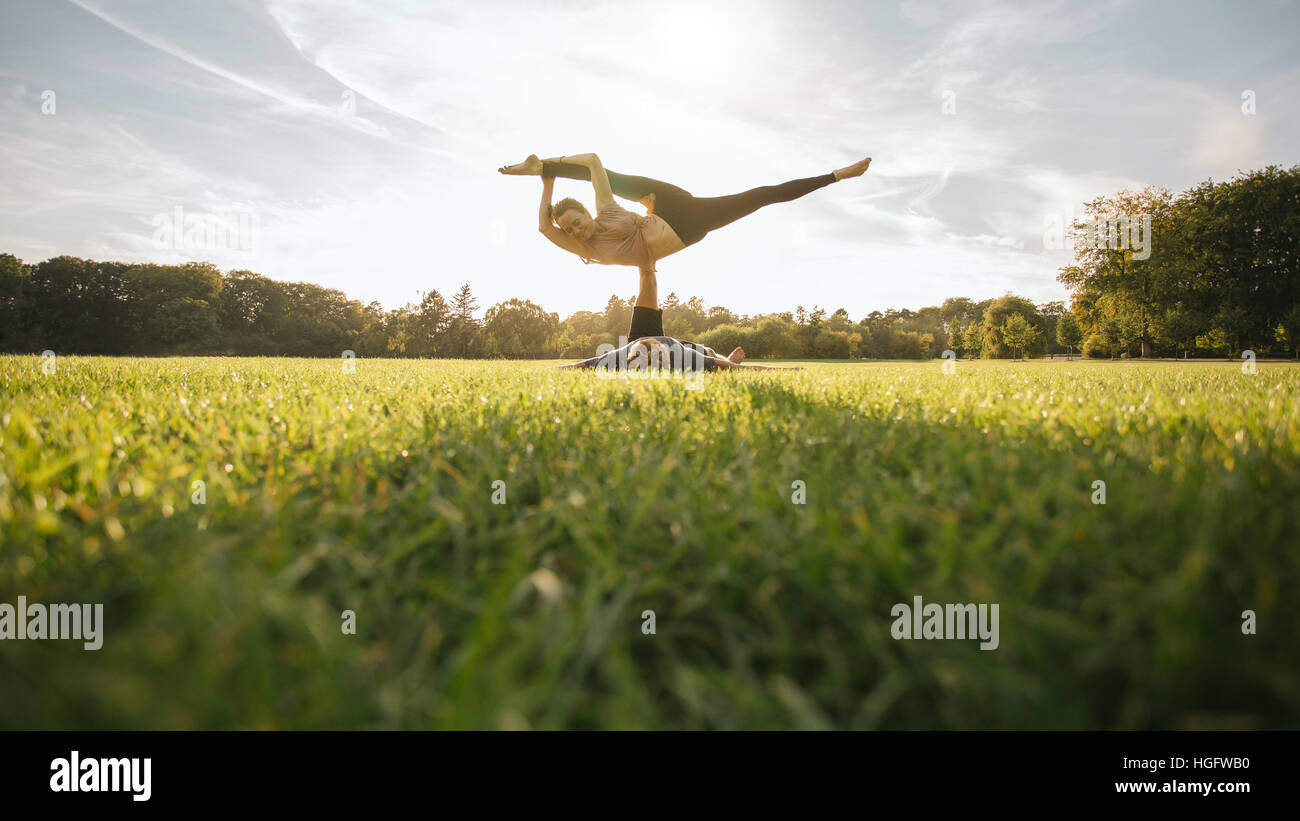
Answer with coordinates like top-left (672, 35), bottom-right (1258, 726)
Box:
top-left (538, 176), bottom-right (556, 231)
top-left (635, 267), bottom-right (657, 310)
top-left (538, 176), bottom-right (585, 254)
top-left (545, 153), bottom-right (615, 210)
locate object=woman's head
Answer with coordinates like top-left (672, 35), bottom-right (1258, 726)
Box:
top-left (552, 198), bottom-right (595, 241)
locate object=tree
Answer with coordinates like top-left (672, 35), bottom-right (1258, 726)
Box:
top-left (25, 257), bottom-right (133, 353)
top-left (940, 297), bottom-right (980, 335)
top-left (663, 294), bottom-right (707, 338)
top-left (811, 328), bottom-right (852, 358)
top-left (1002, 314), bottom-right (1040, 360)
top-left (1039, 300), bottom-right (1067, 354)
top-left (955, 324), bottom-right (981, 358)
top-left (1161, 305), bottom-right (1203, 359)
top-left (1213, 306), bottom-right (1253, 359)
top-left (482, 299), bottom-right (559, 358)
top-left (153, 296), bottom-right (218, 351)
top-left (979, 295), bottom-right (1045, 358)
top-left (220, 269), bottom-right (290, 353)
top-left (0, 253), bottom-right (29, 350)
top-left (601, 294), bottom-right (632, 341)
top-left (891, 330), bottom-right (932, 360)
top-left (1194, 327), bottom-right (1230, 357)
top-left (1082, 333), bottom-right (1110, 359)
top-left (1055, 312), bottom-right (1083, 358)
top-left (1057, 186), bottom-right (1173, 358)
top-left (1279, 304), bottom-right (1300, 358)
top-left (751, 315), bottom-right (804, 358)
top-left (129, 263), bottom-right (222, 353)
top-left (384, 306), bottom-right (415, 355)
top-left (1058, 165), bottom-right (1300, 358)
top-left (705, 305), bottom-right (740, 329)
top-left (412, 289), bottom-right (451, 356)
top-left (447, 284), bottom-right (481, 356)
top-left (1101, 313), bottom-right (1141, 358)
top-left (1176, 166), bottom-right (1300, 354)
top-left (697, 324), bottom-right (752, 358)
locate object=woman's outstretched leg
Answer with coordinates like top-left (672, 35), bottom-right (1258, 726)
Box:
top-left (684, 174), bottom-right (835, 238)
top-left (669, 156), bottom-right (871, 245)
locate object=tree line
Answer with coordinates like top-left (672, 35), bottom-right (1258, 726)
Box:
top-left (2, 165), bottom-right (1295, 360)
top-left (1057, 164), bottom-right (1300, 359)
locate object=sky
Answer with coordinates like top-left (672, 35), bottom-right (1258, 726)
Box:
top-left (1, 0), bottom-right (1298, 319)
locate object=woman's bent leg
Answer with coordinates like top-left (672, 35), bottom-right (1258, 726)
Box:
top-left (539, 162), bottom-right (692, 203)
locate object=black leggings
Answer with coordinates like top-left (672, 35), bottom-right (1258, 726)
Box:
top-left (542, 161), bottom-right (838, 247)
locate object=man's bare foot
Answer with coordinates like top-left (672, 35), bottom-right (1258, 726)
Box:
top-left (833, 156), bottom-right (872, 181)
top-left (728, 346), bottom-right (746, 364)
top-left (499, 154), bottom-right (542, 175)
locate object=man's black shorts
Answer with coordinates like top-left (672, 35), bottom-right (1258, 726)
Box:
top-left (628, 305), bottom-right (665, 341)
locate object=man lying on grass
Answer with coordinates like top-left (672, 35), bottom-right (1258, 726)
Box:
top-left (557, 267), bottom-right (797, 372)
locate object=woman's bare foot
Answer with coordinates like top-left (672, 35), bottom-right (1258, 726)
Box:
top-left (639, 192), bottom-right (656, 213)
top-left (728, 346), bottom-right (746, 364)
top-left (499, 154), bottom-right (542, 175)
top-left (833, 156), bottom-right (872, 181)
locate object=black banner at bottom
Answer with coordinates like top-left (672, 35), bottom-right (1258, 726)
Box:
top-left (0, 731), bottom-right (1290, 808)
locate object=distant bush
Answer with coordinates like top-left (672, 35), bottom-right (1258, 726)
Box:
top-left (811, 329), bottom-right (853, 359)
top-left (697, 324), bottom-right (752, 358)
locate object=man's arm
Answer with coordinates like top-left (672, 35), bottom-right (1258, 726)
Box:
top-left (635, 266), bottom-right (657, 310)
top-left (538, 176), bottom-right (586, 255)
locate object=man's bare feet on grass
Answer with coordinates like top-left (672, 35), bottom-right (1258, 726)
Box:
top-left (498, 154), bottom-right (542, 175)
top-left (833, 156), bottom-right (872, 181)
top-left (728, 346), bottom-right (745, 364)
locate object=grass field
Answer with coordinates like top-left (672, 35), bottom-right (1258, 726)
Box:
top-left (1, 355), bottom-right (1297, 729)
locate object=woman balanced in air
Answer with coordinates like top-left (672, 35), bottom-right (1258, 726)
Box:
top-left (499, 151), bottom-right (872, 275)
top-left (499, 150), bottom-right (871, 369)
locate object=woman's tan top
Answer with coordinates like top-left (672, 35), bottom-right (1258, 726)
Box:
top-left (576, 201), bottom-right (686, 273)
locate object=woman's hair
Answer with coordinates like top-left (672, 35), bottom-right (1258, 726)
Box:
top-left (551, 197), bottom-right (589, 223)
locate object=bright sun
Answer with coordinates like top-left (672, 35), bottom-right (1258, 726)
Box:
top-left (634, 1), bottom-right (761, 97)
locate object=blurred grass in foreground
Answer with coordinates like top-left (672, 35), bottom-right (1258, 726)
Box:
top-left (1, 356), bottom-right (1297, 729)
